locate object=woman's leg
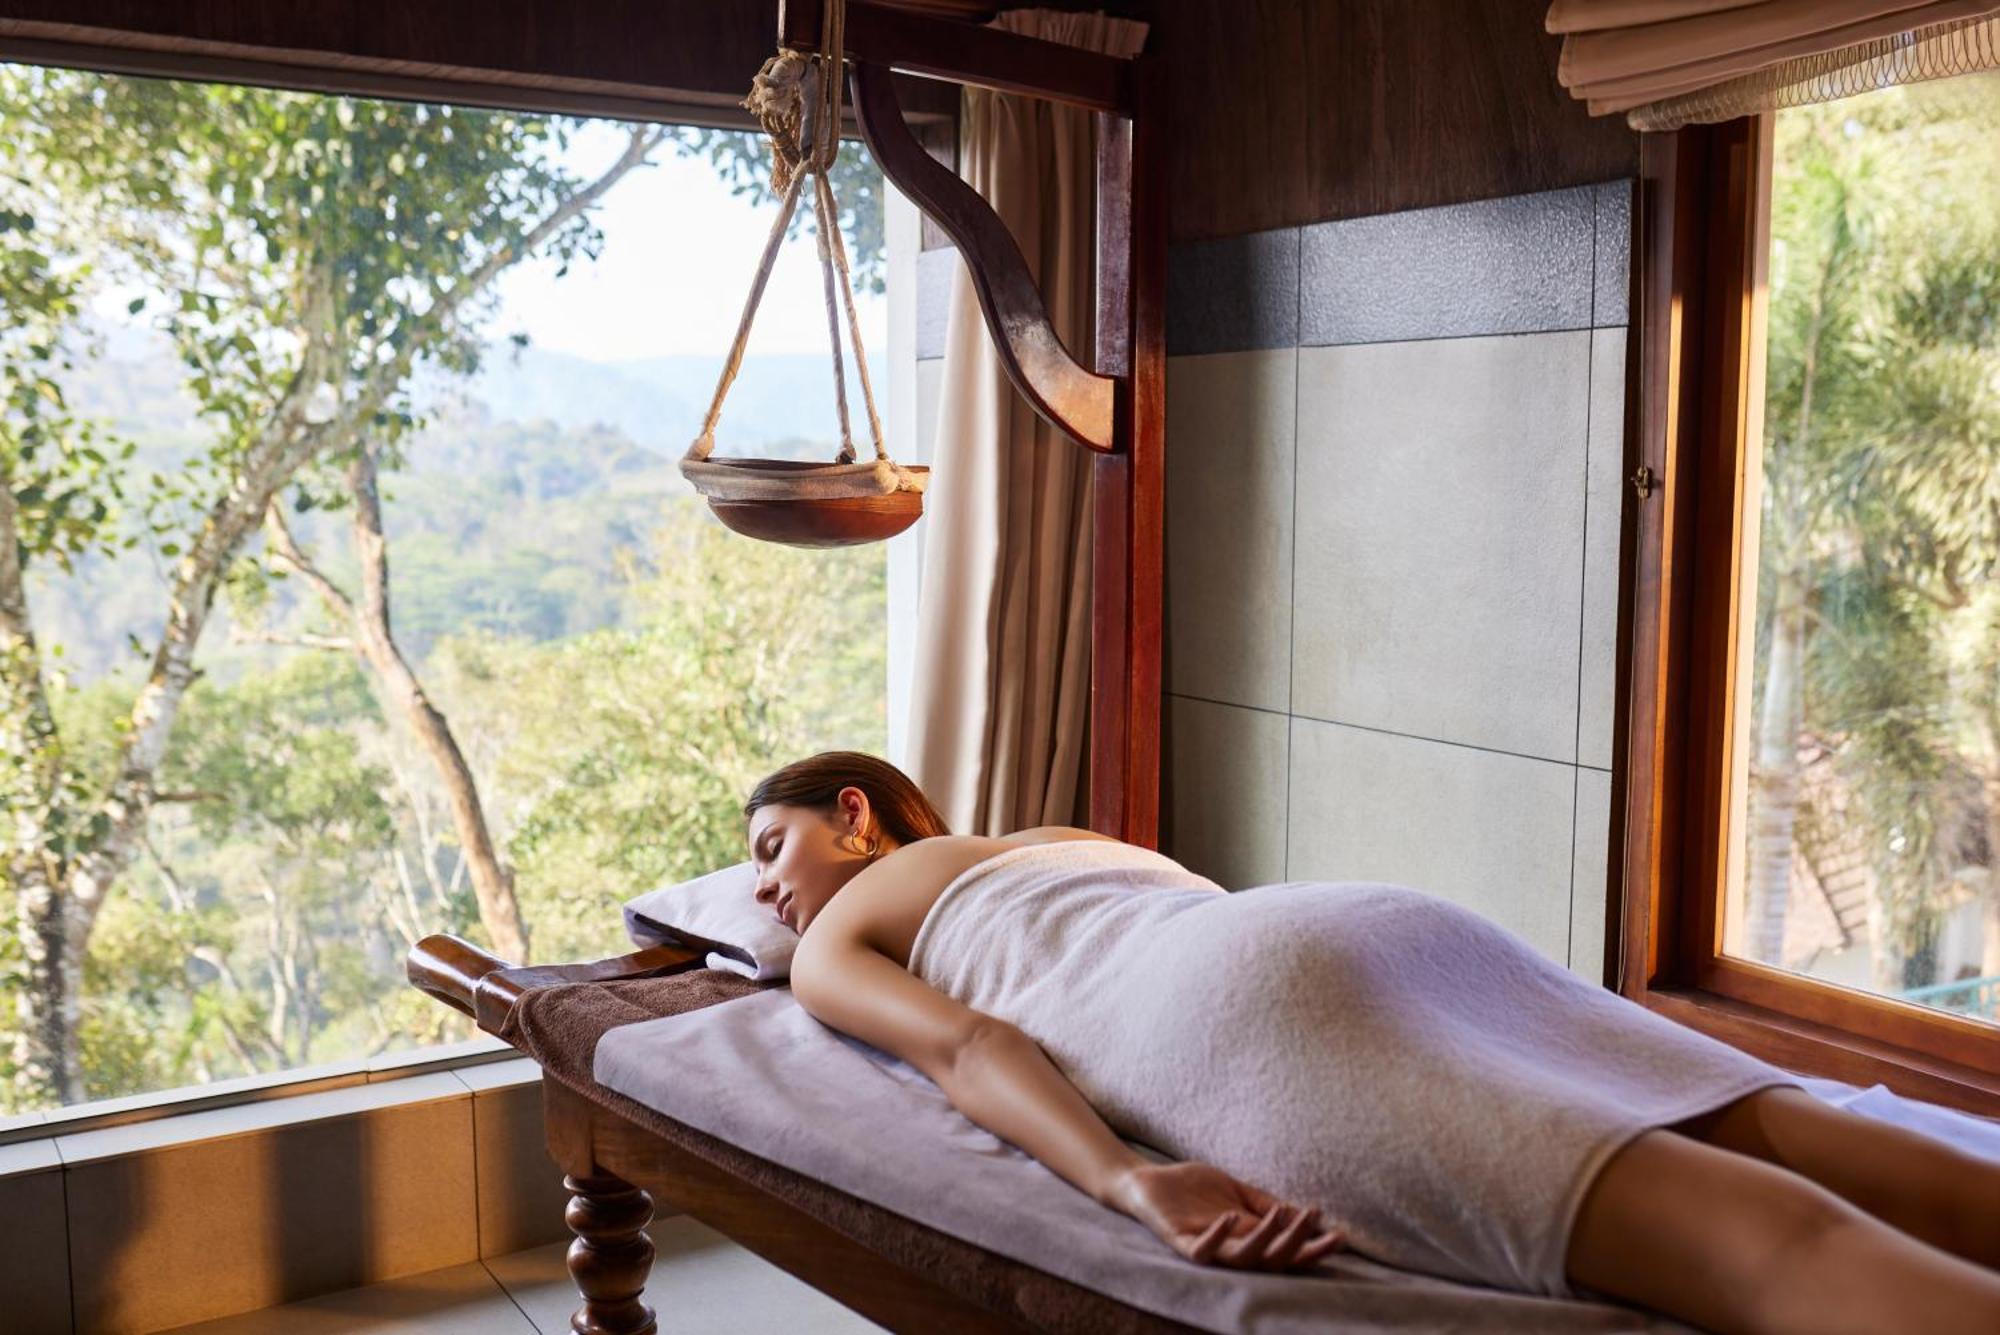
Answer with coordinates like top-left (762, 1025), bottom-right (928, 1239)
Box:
top-left (1679, 1086), bottom-right (2000, 1270)
top-left (1566, 1128), bottom-right (2000, 1334)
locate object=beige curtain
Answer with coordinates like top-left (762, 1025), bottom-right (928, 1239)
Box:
top-left (905, 9), bottom-right (1147, 836)
top-left (1547, 0), bottom-right (2000, 127)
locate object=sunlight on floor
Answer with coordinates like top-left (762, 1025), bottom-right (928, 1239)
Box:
top-left (162, 1214), bottom-right (891, 1334)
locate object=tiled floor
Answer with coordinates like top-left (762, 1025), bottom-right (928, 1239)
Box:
top-left (164, 1214), bottom-right (890, 1334)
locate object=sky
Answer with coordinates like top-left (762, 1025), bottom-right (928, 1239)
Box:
top-left (77, 108), bottom-right (888, 366)
top-left (489, 119), bottom-right (887, 362)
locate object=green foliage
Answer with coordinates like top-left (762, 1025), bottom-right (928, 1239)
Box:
top-left (433, 499), bottom-right (886, 962)
top-left (2, 65), bottom-right (632, 536)
top-left (0, 66), bottom-right (675, 1107)
top-left (0, 210), bottom-right (134, 572)
top-left (1754, 73), bottom-right (2000, 976)
top-left (1, 65), bottom-right (892, 1110)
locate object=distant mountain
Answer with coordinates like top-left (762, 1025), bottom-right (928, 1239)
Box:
top-left (40, 328), bottom-right (889, 683)
top-left (416, 341), bottom-right (885, 461)
top-left (70, 325), bottom-right (885, 461)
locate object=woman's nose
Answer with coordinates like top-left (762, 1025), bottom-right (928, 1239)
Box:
top-left (754, 874), bottom-right (776, 903)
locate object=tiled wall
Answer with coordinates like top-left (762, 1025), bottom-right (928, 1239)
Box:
top-left (1161, 182), bottom-right (1632, 981)
top-left (893, 181), bottom-right (1631, 981)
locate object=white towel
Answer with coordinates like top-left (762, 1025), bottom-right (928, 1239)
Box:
top-left (907, 842), bottom-right (1801, 1298)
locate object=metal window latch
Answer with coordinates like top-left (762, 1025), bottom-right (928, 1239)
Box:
top-left (1630, 465), bottom-right (1657, 500)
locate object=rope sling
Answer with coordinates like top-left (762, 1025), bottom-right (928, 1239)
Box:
top-left (681, 0), bottom-right (927, 547)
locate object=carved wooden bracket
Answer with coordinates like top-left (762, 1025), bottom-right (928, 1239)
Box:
top-left (851, 61), bottom-right (1118, 453)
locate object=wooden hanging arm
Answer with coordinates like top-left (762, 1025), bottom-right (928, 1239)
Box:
top-left (851, 60), bottom-right (1116, 453)
top-left (779, 0), bottom-right (1132, 112)
top-left (407, 933), bottom-right (706, 1036)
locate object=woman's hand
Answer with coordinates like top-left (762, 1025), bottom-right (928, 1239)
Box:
top-left (1106, 1160), bottom-right (1347, 1271)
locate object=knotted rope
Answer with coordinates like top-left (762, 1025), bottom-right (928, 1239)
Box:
top-left (686, 0), bottom-right (898, 488)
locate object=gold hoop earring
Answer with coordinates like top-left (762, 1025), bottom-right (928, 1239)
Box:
top-left (842, 830), bottom-right (881, 861)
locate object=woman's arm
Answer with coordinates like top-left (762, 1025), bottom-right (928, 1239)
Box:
top-left (791, 935), bottom-right (1343, 1269)
top-left (792, 934), bottom-right (1144, 1204)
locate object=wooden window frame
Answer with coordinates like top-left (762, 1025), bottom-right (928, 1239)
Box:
top-left (1621, 117), bottom-right (2000, 1119)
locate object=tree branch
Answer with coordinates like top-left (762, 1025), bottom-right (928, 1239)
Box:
top-left (229, 626), bottom-right (356, 654)
top-left (262, 502), bottom-right (356, 622)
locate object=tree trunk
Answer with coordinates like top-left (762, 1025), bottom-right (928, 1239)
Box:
top-left (1, 470), bottom-right (86, 1104)
top-left (346, 442), bottom-right (530, 963)
top-left (1748, 574), bottom-right (1808, 966)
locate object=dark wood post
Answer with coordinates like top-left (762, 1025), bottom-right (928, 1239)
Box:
top-left (563, 1173), bottom-right (659, 1335)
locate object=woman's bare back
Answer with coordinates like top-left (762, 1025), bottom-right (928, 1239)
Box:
top-left (814, 826), bottom-right (1118, 968)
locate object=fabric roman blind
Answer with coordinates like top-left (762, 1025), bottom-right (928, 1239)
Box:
top-left (1546, 0), bottom-right (2000, 128)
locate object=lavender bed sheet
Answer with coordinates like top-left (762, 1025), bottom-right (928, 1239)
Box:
top-left (592, 987), bottom-right (1996, 1335)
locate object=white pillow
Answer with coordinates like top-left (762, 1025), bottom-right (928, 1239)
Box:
top-left (621, 862), bottom-right (796, 982)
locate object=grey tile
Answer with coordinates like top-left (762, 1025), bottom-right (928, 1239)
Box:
top-left (451, 1056), bottom-right (539, 1095)
top-left (1572, 767), bottom-right (1614, 984)
top-left (1299, 186), bottom-right (1594, 346)
top-left (0, 1135), bottom-right (59, 1176)
top-left (1164, 694), bottom-right (1289, 890)
top-left (1578, 328), bottom-right (1628, 770)
top-left (1167, 228), bottom-right (1301, 356)
top-left (915, 247), bottom-right (958, 361)
top-left (1286, 719), bottom-right (1578, 963)
top-left (365, 1036), bottom-right (511, 1081)
top-left (1292, 333), bottom-right (1593, 762)
top-left (1594, 181), bottom-right (1633, 327)
top-left (1166, 349), bottom-right (1296, 711)
top-left (56, 1071), bottom-right (467, 1164)
top-left (0, 1108), bottom-right (47, 1138)
top-left (489, 1216), bottom-right (888, 1335)
top-left (0, 1162), bottom-right (67, 1335)
top-left (161, 1260), bottom-right (533, 1334)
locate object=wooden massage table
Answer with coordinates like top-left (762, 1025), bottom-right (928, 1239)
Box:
top-left (408, 935), bottom-right (1209, 1334)
top-left (409, 5), bottom-right (1175, 1331)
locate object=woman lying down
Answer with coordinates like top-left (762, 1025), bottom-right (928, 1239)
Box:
top-left (744, 751), bottom-right (2000, 1334)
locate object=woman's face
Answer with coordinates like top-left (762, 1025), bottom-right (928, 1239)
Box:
top-left (747, 789), bottom-right (873, 936)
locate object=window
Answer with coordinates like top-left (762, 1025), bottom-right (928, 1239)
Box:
top-left (1727, 76), bottom-right (2000, 1025)
top-left (2, 64), bottom-right (894, 1113)
top-left (1626, 72), bottom-right (2000, 1107)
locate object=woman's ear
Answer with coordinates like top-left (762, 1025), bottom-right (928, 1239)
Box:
top-left (837, 785), bottom-right (870, 831)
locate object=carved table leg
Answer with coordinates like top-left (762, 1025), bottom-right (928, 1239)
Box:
top-left (565, 1172), bottom-right (657, 1335)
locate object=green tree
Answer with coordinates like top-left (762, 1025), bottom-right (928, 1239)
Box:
top-left (1749, 75), bottom-right (2000, 990)
top-left (0, 203), bottom-right (138, 1102)
top-left (433, 500), bottom-right (886, 962)
top-left (0, 68), bottom-right (665, 1106)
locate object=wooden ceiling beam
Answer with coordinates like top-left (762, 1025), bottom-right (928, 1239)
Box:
top-left (780, 0), bottom-right (1132, 112)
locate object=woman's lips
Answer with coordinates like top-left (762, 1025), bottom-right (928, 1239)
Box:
top-left (778, 894), bottom-right (795, 928)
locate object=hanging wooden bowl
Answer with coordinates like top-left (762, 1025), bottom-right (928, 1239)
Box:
top-left (699, 459), bottom-right (930, 549)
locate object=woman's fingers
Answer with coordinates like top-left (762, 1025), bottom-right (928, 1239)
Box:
top-left (1186, 1211), bottom-right (1236, 1264)
top-left (1206, 1203), bottom-right (1346, 1272)
top-left (1295, 1229), bottom-right (1347, 1264)
top-left (1219, 1202), bottom-right (1293, 1265)
top-left (1263, 1205), bottom-right (1321, 1268)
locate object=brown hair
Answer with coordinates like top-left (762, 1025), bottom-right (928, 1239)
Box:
top-left (744, 751), bottom-right (951, 846)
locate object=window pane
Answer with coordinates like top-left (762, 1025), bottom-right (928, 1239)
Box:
top-left (1726, 74), bottom-right (2000, 1027)
top-left (1, 65), bottom-right (892, 1111)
